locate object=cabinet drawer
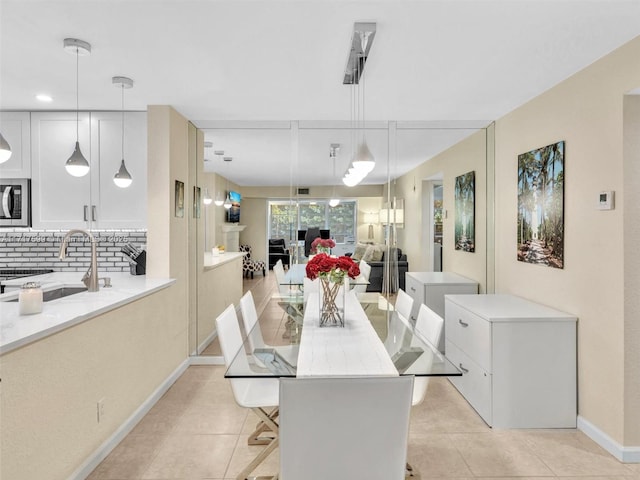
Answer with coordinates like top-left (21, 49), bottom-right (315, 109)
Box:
top-left (445, 300), bottom-right (492, 372)
top-left (446, 340), bottom-right (492, 426)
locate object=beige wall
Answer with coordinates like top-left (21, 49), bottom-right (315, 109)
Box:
top-left (395, 129), bottom-right (489, 292)
top-left (623, 94), bottom-right (640, 445)
top-left (0, 289), bottom-right (183, 480)
top-left (494, 36), bottom-right (640, 445)
top-left (197, 258), bottom-right (244, 350)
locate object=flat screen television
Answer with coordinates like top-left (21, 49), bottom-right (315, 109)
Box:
top-left (226, 191), bottom-right (241, 223)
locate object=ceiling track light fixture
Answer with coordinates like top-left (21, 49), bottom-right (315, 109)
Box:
top-left (64, 38), bottom-right (91, 177)
top-left (112, 76), bottom-right (134, 188)
top-left (329, 143), bottom-right (340, 207)
top-left (0, 131), bottom-right (11, 164)
top-left (342, 22), bottom-right (376, 186)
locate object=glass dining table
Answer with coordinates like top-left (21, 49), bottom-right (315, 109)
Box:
top-left (225, 289), bottom-right (462, 379)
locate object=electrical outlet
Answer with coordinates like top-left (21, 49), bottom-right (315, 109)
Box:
top-left (97, 398), bottom-right (105, 423)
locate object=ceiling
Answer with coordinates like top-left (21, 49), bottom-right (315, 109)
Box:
top-left (2, 0), bottom-right (640, 186)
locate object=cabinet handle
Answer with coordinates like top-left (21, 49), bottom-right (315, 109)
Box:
top-left (92, 205), bottom-right (97, 222)
top-left (459, 363), bottom-right (469, 374)
top-left (410, 287), bottom-right (416, 292)
top-left (83, 205), bottom-right (89, 222)
top-left (458, 319), bottom-right (469, 327)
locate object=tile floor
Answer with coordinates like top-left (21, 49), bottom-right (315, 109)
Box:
top-left (88, 273), bottom-right (640, 480)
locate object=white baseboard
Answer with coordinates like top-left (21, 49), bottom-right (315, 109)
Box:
top-left (197, 328), bottom-right (218, 355)
top-left (578, 415), bottom-right (640, 463)
top-left (190, 355), bottom-right (225, 365)
top-left (68, 358), bottom-right (190, 480)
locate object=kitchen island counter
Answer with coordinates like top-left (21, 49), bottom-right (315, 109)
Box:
top-left (0, 272), bottom-right (175, 354)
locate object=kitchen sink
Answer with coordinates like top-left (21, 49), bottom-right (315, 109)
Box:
top-left (5, 286), bottom-right (88, 302)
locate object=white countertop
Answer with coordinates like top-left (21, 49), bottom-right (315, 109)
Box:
top-left (204, 251), bottom-right (245, 270)
top-left (446, 294), bottom-right (577, 322)
top-left (0, 272), bottom-right (175, 355)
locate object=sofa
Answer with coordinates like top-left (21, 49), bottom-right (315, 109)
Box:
top-left (268, 238), bottom-right (291, 270)
top-left (347, 243), bottom-right (408, 292)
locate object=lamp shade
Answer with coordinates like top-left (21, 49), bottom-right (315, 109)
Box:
top-left (379, 208), bottom-right (404, 225)
top-left (65, 141), bottom-right (90, 177)
top-left (352, 142), bottom-right (375, 174)
top-left (113, 159), bottom-right (132, 188)
top-left (0, 132), bottom-right (12, 164)
top-left (203, 188), bottom-right (213, 205)
top-left (364, 212), bottom-right (378, 224)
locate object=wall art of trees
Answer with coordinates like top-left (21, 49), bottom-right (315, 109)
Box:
top-left (517, 140), bottom-right (564, 269)
top-left (455, 171), bottom-right (475, 252)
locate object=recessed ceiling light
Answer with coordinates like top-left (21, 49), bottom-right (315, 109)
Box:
top-left (36, 94), bottom-right (53, 102)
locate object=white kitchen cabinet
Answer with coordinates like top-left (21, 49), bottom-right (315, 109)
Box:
top-left (31, 112), bottom-right (92, 229)
top-left (405, 272), bottom-right (478, 352)
top-left (0, 112), bottom-right (31, 178)
top-left (445, 294), bottom-right (577, 428)
top-left (30, 111), bottom-right (146, 229)
top-left (90, 112), bottom-right (147, 229)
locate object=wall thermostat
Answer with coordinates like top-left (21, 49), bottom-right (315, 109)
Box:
top-left (597, 191), bottom-right (614, 210)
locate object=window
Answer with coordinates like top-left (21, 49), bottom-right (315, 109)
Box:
top-left (269, 200), bottom-right (357, 244)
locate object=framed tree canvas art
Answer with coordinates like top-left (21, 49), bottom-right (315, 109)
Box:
top-left (517, 140), bottom-right (565, 269)
top-left (454, 171), bottom-right (475, 252)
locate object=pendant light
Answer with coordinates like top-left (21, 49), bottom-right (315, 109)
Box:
top-left (0, 132), bottom-right (11, 164)
top-left (112, 76), bottom-right (133, 188)
top-left (351, 30), bottom-right (375, 175)
top-left (213, 150), bottom-right (225, 206)
top-left (329, 144), bottom-right (340, 207)
top-left (203, 188), bottom-right (213, 205)
top-left (63, 38), bottom-right (91, 177)
top-left (223, 156), bottom-right (233, 209)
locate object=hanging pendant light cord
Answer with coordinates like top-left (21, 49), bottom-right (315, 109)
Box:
top-left (75, 47), bottom-right (79, 142)
top-left (121, 83), bottom-right (125, 159)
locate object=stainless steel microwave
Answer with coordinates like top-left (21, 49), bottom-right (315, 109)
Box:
top-left (0, 179), bottom-right (31, 227)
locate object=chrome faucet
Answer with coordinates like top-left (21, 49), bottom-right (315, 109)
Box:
top-left (58, 229), bottom-right (110, 292)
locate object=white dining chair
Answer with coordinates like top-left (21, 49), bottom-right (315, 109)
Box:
top-left (394, 288), bottom-right (414, 322)
top-left (352, 260), bottom-right (371, 295)
top-left (279, 376), bottom-right (414, 480)
top-left (273, 259), bottom-right (304, 325)
top-left (303, 276), bottom-right (319, 304)
top-left (216, 304), bottom-right (280, 479)
top-left (240, 290), bottom-right (298, 367)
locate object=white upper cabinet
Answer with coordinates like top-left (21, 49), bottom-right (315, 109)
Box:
top-left (30, 111), bottom-right (147, 229)
top-left (90, 112), bottom-right (147, 229)
top-left (0, 112), bottom-right (31, 178)
top-left (31, 111), bottom-right (92, 229)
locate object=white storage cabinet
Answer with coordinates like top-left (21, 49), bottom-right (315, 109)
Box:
top-left (405, 272), bottom-right (478, 352)
top-left (445, 294), bottom-right (577, 428)
top-left (30, 111), bottom-right (147, 229)
top-left (0, 112), bottom-right (32, 178)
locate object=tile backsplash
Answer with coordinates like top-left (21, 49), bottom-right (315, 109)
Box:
top-left (0, 230), bottom-right (147, 272)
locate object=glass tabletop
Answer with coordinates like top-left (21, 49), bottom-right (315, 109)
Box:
top-left (225, 295), bottom-right (462, 379)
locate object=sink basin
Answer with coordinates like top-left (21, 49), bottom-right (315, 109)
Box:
top-left (5, 286), bottom-right (88, 302)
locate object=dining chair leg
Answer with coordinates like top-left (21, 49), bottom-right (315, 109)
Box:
top-left (406, 461), bottom-right (415, 476)
top-left (248, 407), bottom-right (279, 445)
top-left (236, 437), bottom-right (279, 480)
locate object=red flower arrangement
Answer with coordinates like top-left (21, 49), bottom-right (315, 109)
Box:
top-left (310, 237), bottom-right (336, 254)
top-left (305, 253), bottom-right (360, 283)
